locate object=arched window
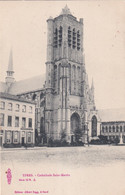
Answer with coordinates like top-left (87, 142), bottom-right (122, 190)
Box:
top-left (116, 126), bottom-right (119, 132)
top-left (102, 126), bottom-right (104, 133)
top-left (77, 30), bottom-right (80, 50)
top-left (69, 64), bottom-right (71, 94)
top-left (106, 126), bottom-right (108, 132)
top-left (32, 94), bottom-right (37, 101)
top-left (72, 28), bottom-right (76, 49)
top-left (113, 126), bottom-right (115, 132)
top-left (68, 27), bottom-right (71, 47)
top-left (59, 26), bottom-right (62, 47)
top-left (54, 28), bottom-right (58, 48)
top-left (109, 126), bottom-right (111, 132)
top-left (54, 65), bottom-right (57, 90)
top-left (120, 126), bottom-right (122, 132)
top-left (91, 115), bottom-right (97, 137)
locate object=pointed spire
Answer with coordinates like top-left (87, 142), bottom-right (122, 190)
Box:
top-left (91, 78), bottom-right (94, 90)
top-left (5, 48), bottom-right (15, 84)
top-left (61, 5), bottom-right (72, 15)
top-left (7, 48), bottom-right (14, 73)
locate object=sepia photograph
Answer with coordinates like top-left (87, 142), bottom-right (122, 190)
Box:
top-left (0, 1), bottom-right (125, 195)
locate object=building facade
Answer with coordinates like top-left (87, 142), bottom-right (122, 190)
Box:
top-left (0, 92), bottom-right (35, 147)
top-left (44, 6), bottom-right (101, 143)
top-left (0, 6), bottom-right (102, 145)
top-left (99, 109), bottom-right (125, 143)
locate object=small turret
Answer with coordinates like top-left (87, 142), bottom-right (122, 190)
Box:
top-left (60, 5), bottom-right (72, 15)
top-left (5, 49), bottom-right (15, 85)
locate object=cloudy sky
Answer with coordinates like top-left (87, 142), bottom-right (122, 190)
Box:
top-left (0, 1), bottom-right (125, 110)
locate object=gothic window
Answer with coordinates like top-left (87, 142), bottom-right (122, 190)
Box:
top-left (40, 92), bottom-right (44, 99)
top-left (58, 64), bottom-right (61, 93)
top-left (77, 67), bottom-right (80, 94)
top-left (77, 30), bottom-right (80, 50)
top-left (68, 27), bottom-right (72, 47)
top-left (54, 65), bottom-right (57, 90)
top-left (59, 26), bottom-right (62, 47)
top-left (54, 28), bottom-right (58, 48)
top-left (40, 117), bottom-right (45, 134)
top-left (91, 115), bottom-right (97, 137)
top-left (32, 94), bottom-right (37, 101)
top-left (69, 64), bottom-right (71, 94)
top-left (72, 28), bottom-right (76, 49)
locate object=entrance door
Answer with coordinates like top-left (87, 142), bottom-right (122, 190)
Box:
top-left (22, 137), bottom-right (25, 146)
top-left (91, 115), bottom-right (97, 137)
top-left (0, 137), bottom-right (2, 147)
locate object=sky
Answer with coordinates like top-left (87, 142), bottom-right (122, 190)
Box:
top-left (0, 1), bottom-right (125, 110)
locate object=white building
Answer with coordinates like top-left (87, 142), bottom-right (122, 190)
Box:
top-left (0, 92), bottom-right (35, 147)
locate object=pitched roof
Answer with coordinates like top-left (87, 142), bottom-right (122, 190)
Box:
top-left (99, 108), bottom-right (125, 122)
top-left (0, 74), bottom-right (45, 95)
top-left (0, 92), bottom-right (35, 104)
top-left (0, 82), bottom-right (8, 93)
top-left (9, 74), bottom-right (45, 95)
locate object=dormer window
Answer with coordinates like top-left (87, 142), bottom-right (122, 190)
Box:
top-left (22, 105), bottom-right (26, 112)
top-left (0, 101), bottom-right (5, 109)
top-left (8, 103), bottom-right (12, 111)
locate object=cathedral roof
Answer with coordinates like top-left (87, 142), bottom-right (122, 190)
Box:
top-left (0, 74), bottom-right (45, 95)
top-left (99, 108), bottom-right (125, 122)
top-left (0, 92), bottom-right (35, 104)
top-left (0, 82), bottom-right (8, 93)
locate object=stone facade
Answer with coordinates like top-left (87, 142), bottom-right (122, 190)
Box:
top-left (0, 92), bottom-right (35, 147)
top-left (0, 6), bottom-right (101, 145)
top-left (44, 6), bottom-right (101, 143)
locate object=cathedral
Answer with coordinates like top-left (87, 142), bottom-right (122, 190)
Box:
top-left (0, 6), bottom-right (101, 145)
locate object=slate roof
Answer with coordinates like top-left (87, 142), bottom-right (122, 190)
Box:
top-left (0, 92), bottom-right (35, 104)
top-left (6, 74), bottom-right (46, 95)
top-left (0, 82), bottom-right (8, 93)
top-left (99, 108), bottom-right (125, 122)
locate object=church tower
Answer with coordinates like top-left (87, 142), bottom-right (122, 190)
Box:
top-left (5, 49), bottom-right (15, 90)
top-left (45, 6), bottom-right (100, 143)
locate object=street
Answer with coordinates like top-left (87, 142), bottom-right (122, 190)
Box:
top-left (1, 145), bottom-right (125, 195)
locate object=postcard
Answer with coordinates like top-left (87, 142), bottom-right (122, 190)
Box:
top-left (0, 1), bottom-right (125, 195)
